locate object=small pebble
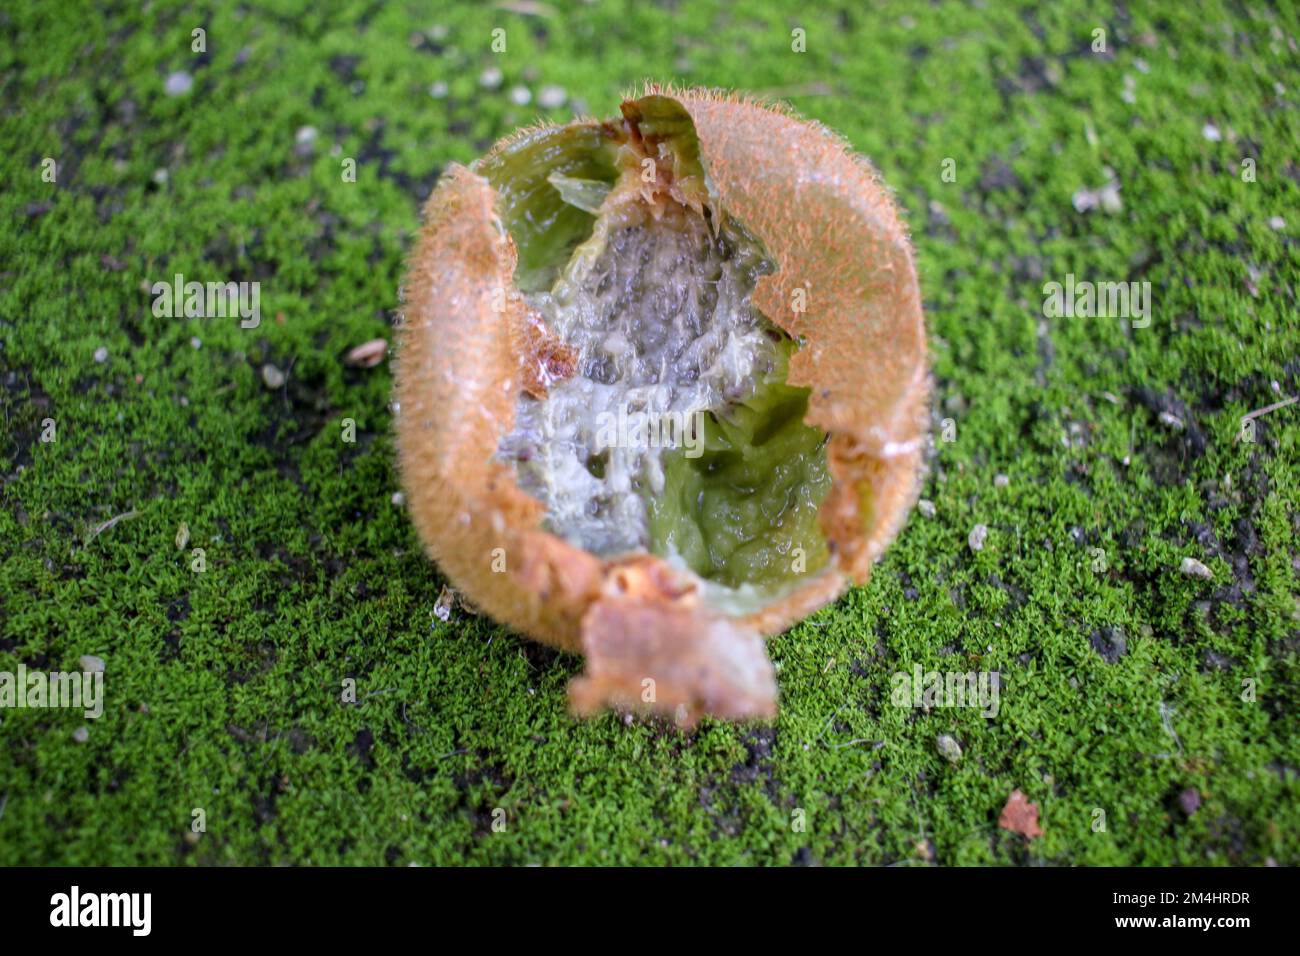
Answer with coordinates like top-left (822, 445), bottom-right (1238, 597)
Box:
top-left (93, 347), bottom-right (108, 363)
top-left (72, 726), bottom-right (90, 743)
top-left (968, 523), bottom-right (988, 552)
top-left (1179, 556), bottom-right (1213, 580)
top-left (994, 474), bottom-right (1009, 488)
top-left (164, 71), bottom-right (193, 97)
top-left (917, 499), bottom-right (936, 518)
top-left (429, 81), bottom-right (448, 99)
top-left (391, 491), bottom-right (406, 507)
top-left (1158, 410), bottom-right (1185, 430)
top-left (1268, 216), bottom-right (1285, 230)
top-left (1178, 788), bottom-right (1201, 816)
top-left (152, 167), bottom-right (169, 185)
top-left (261, 364), bottom-right (286, 389)
top-left (509, 85), bottom-right (531, 106)
top-left (1201, 122), bottom-right (1221, 141)
top-left (479, 67), bottom-right (503, 90)
top-left (190, 337), bottom-right (202, 349)
top-left (176, 522), bottom-right (190, 550)
top-left (538, 85), bottom-right (566, 109)
top-left (295, 126), bottom-right (317, 158)
top-left (79, 655), bottom-right (105, 673)
top-left (936, 734), bottom-right (962, 764)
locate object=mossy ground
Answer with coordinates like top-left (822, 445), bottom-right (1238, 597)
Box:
top-left (2, 1), bottom-right (1297, 865)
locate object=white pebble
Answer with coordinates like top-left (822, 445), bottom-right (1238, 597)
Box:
top-left (538, 85), bottom-right (566, 109)
top-left (1268, 216), bottom-right (1285, 230)
top-left (261, 364), bottom-right (286, 389)
top-left (79, 655), bottom-right (105, 673)
top-left (994, 474), bottom-right (1009, 488)
top-left (510, 85), bottom-right (531, 106)
top-left (968, 523), bottom-right (988, 552)
top-left (1179, 557), bottom-right (1213, 580)
top-left (1202, 122), bottom-right (1221, 141)
top-left (93, 347), bottom-right (108, 363)
top-left (165, 71), bottom-right (193, 97)
top-left (917, 499), bottom-right (936, 518)
top-left (479, 67), bottom-right (503, 90)
top-left (429, 81), bottom-right (448, 99)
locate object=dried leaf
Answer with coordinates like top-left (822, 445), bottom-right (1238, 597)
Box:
top-left (345, 338), bottom-right (388, 368)
top-left (998, 789), bottom-right (1043, 839)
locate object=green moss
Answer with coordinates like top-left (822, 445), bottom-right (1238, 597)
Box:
top-left (0, 0), bottom-right (1297, 867)
top-left (649, 339), bottom-right (831, 588)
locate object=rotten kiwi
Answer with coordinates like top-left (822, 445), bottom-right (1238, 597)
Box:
top-left (395, 85), bottom-right (928, 726)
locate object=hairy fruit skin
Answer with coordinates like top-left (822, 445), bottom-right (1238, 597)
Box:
top-left (395, 86), bottom-right (928, 726)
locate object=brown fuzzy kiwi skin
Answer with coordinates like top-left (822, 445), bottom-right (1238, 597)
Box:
top-left (395, 87), bottom-right (928, 711)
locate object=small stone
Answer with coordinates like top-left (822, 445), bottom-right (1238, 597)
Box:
top-left (1179, 557), bottom-right (1213, 580)
top-left (93, 347), bottom-right (108, 363)
top-left (479, 66), bottom-right (503, 90)
top-left (391, 491), bottom-right (405, 507)
top-left (968, 523), bottom-right (988, 552)
top-left (1268, 216), bottom-right (1285, 230)
top-left (936, 734), bottom-right (962, 764)
top-left (191, 337), bottom-right (202, 349)
top-left (994, 474), bottom-right (1009, 488)
top-left (294, 126), bottom-right (318, 158)
top-left (1121, 74), bottom-right (1137, 104)
top-left (152, 167), bottom-right (169, 185)
top-left (79, 655), bottom-right (105, 673)
top-left (1201, 122), bottom-right (1221, 141)
top-left (176, 522), bottom-right (190, 550)
top-left (261, 364), bottom-right (286, 389)
top-left (538, 85), bottom-right (566, 109)
top-left (1158, 410), bottom-right (1185, 430)
top-left (164, 71), bottom-right (193, 97)
top-left (509, 85), bottom-right (531, 106)
top-left (429, 81), bottom-right (448, 99)
top-left (1178, 787), bottom-right (1201, 816)
top-left (72, 726), bottom-right (90, 743)
top-left (917, 499), bottom-right (936, 518)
